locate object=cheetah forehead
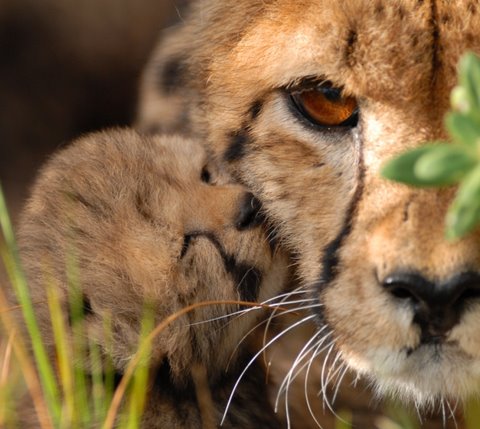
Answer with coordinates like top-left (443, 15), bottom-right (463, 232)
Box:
top-left (188, 0), bottom-right (480, 107)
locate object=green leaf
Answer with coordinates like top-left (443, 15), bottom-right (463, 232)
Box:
top-left (446, 165), bottom-right (480, 239)
top-left (454, 164), bottom-right (480, 205)
top-left (451, 86), bottom-right (470, 113)
top-left (382, 144), bottom-right (450, 187)
top-left (383, 52), bottom-right (480, 240)
top-left (445, 112), bottom-right (480, 149)
top-left (459, 52), bottom-right (480, 115)
top-left (414, 144), bottom-right (475, 185)
top-left (446, 199), bottom-right (480, 240)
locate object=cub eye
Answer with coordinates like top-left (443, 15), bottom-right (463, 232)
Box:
top-left (289, 82), bottom-right (359, 129)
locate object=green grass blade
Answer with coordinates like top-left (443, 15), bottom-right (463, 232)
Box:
top-left (67, 268), bottom-right (92, 429)
top-left (0, 186), bottom-right (61, 425)
top-left (334, 410), bottom-right (352, 429)
top-left (89, 336), bottom-right (106, 424)
top-left (46, 284), bottom-right (75, 428)
top-left (123, 306), bottom-right (154, 429)
top-left (0, 333), bottom-right (16, 429)
top-left (102, 313), bottom-right (116, 418)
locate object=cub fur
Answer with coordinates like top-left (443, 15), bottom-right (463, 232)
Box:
top-left (137, 0), bottom-right (480, 410)
top-left (16, 129), bottom-right (288, 428)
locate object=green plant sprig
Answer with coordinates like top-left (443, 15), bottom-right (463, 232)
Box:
top-left (382, 52), bottom-right (480, 240)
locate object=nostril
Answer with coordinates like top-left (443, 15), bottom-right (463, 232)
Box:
top-left (235, 193), bottom-right (263, 230)
top-left (459, 287), bottom-right (480, 301)
top-left (382, 273), bottom-right (429, 303)
top-left (449, 273), bottom-right (480, 305)
top-left (382, 271), bottom-right (480, 340)
top-left (390, 286), bottom-right (417, 301)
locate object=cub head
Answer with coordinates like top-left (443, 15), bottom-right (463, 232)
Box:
top-left (138, 0), bottom-right (480, 406)
top-left (18, 129), bottom-right (288, 383)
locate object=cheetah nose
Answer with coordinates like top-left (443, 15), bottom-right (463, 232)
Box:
top-left (383, 272), bottom-right (480, 340)
top-left (235, 193), bottom-right (263, 230)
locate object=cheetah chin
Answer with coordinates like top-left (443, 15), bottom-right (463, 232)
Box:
top-left (350, 343), bottom-right (480, 406)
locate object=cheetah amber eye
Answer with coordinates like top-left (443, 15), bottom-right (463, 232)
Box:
top-left (290, 83), bottom-right (359, 128)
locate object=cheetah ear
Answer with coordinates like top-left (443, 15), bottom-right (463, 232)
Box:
top-left (136, 25), bottom-right (197, 135)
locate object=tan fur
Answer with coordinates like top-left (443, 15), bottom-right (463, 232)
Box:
top-left (16, 129), bottom-right (288, 428)
top-left (138, 0), bottom-right (480, 417)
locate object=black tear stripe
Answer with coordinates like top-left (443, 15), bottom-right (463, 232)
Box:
top-left (312, 134), bottom-right (365, 320)
top-left (223, 99), bottom-right (264, 163)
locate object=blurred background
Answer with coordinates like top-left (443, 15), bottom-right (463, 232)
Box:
top-left (0, 0), bottom-right (187, 219)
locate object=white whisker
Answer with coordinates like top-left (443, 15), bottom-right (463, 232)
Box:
top-left (282, 331), bottom-right (331, 398)
top-left (276, 328), bottom-right (329, 396)
top-left (262, 289), bottom-right (319, 354)
top-left (441, 399), bottom-right (446, 428)
top-left (332, 363), bottom-right (349, 405)
top-left (414, 400), bottom-right (423, 425)
top-left (187, 297), bottom-right (318, 327)
top-left (323, 360), bottom-right (345, 402)
top-left (325, 351), bottom-right (342, 389)
top-left (187, 307), bottom-right (260, 327)
top-left (276, 328), bottom-right (329, 418)
top-left (452, 399), bottom-right (459, 414)
top-left (227, 302), bottom-right (323, 371)
top-left (352, 373), bottom-right (361, 389)
top-left (446, 400), bottom-right (457, 429)
top-left (317, 345), bottom-right (351, 425)
top-left (220, 314), bottom-right (316, 425)
top-left (304, 339), bottom-right (327, 429)
top-left (319, 342), bottom-right (337, 416)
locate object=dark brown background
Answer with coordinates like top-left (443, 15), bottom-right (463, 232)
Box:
top-left (0, 0), bottom-right (188, 219)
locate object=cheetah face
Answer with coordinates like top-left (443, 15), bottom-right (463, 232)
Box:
top-left (146, 0), bottom-right (480, 405)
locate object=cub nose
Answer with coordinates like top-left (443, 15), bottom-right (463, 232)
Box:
top-left (383, 272), bottom-right (480, 340)
top-left (235, 193), bottom-right (263, 230)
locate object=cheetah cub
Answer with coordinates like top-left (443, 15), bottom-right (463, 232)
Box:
top-left (16, 129), bottom-right (288, 428)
